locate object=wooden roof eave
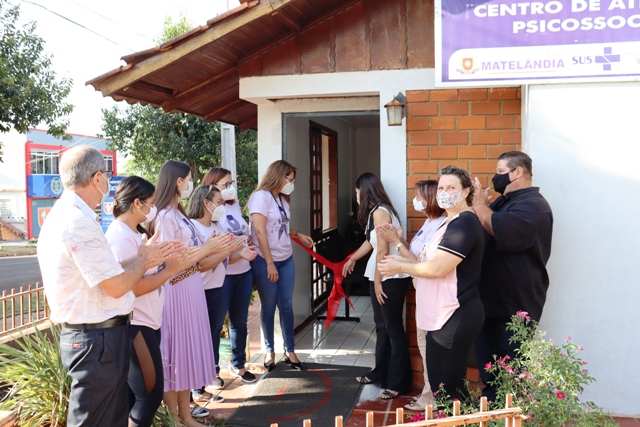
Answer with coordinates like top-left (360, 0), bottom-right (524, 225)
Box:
top-left (86, 0), bottom-right (297, 98)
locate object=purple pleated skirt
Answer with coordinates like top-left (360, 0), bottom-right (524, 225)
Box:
top-left (160, 272), bottom-right (216, 392)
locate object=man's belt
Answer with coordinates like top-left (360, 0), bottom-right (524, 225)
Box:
top-left (62, 313), bottom-right (132, 331)
top-left (169, 264), bottom-right (199, 285)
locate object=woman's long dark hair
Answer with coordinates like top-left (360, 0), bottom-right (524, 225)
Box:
top-left (355, 172), bottom-right (400, 229)
top-left (148, 160), bottom-right (191, 236)
top-left (113, 176), bottom-right (155, 238)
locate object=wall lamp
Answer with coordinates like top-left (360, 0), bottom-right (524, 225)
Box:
top-left (384, 92), bottom-right (406, 126)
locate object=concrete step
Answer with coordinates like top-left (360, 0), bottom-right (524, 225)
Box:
top-left (0, 227), bottom-right (22, 240)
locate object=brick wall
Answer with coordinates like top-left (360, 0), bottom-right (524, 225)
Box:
top-left (404, 87), bottom-right (522, 387)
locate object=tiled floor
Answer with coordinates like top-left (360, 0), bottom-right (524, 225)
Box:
top-left (201, 296), bottom-right (638, 426)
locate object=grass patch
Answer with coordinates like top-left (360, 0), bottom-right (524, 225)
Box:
top-left (0, 293), bottom-right (47, 320)
top-left (0, 247), bottom-right (37, 257)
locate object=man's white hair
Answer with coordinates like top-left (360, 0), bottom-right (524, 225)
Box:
top-left (59, 145), bottom-right (105, 190)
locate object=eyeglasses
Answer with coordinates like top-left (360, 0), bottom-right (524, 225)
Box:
top-left (216, 180), bottom-right (235, 189)
top-left (95, 170), bottom-right (113, 180)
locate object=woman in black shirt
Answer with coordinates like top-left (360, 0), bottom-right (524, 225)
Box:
top-left (378, 166), bottom-right (485, 402)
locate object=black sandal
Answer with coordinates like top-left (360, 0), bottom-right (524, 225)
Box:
top-left (380, 389), bottom-right (400, 400)
top-left (356, 376), bottom-right (373, 384)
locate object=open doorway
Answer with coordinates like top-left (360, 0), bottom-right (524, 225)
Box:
top-left (284, 111), bottom-right (380, 320)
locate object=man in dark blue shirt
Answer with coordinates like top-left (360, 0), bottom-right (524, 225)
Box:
top-left (472, 151), bottom-right (553, 402)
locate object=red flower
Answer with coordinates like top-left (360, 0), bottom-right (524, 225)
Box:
top-left (485, 362), bottom-right (493, 370)
top-left (556, 390), bottom-right (566, 399)
top-left (408, 413), bottom-right (425, 423)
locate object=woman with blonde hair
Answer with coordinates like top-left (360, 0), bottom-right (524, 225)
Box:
top-left (248, 160), bottom-right (313, 371)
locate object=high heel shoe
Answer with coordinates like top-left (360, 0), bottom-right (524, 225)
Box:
top-left (264, 353), bottom-right (275, 372)
top-left (284, 352), bottom-right (303, 370)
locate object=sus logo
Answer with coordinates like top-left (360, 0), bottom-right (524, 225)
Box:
top-left (462, 58), bottom-right (474, 71)
top-left (103, 202), bottom-right (115, 215)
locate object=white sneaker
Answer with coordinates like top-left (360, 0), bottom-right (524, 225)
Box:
top-left (191, 403), bottom-right (209, 418)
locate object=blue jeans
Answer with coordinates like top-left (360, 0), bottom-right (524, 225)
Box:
top-left (60, 324), bottom-right (130, 427)
top-left (252, 255), bottom-right (296, 353)
top-left (205, 269), bottom-right (254, 371)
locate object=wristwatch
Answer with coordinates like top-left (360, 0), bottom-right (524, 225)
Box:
top-left (395, 242), bottom-right (403, 251)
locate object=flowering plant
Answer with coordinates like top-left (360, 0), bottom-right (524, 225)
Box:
top-left (485, 312), bottom-right (616, 426)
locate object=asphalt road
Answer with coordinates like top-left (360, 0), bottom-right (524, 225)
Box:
top-left (0, 255), bottom-right (43, 294)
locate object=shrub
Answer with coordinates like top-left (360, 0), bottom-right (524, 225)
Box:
top-left (0, 325), bottom-right (177, 427)
top-left (485, 312), bottom-right (617, 426)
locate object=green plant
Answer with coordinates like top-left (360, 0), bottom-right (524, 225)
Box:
top-left (28, 238), bottom-right (38, 244)
top-left (0, 325), bottom-right (70, 427)
top-left (485, 312), bottom-right (617, 427)
top-left (152, 402), bottom-right (178, 427)
top-left (0, 325), bottom-right (178, 427)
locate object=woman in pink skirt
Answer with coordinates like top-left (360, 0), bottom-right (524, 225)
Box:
top-left (148, 160), bottom-right (233, 426)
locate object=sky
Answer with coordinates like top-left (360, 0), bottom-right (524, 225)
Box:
top-left (14, 0), bottom-right (241, 137)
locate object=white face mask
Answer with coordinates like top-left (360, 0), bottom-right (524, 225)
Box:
top-left (220, 184), bottom-right (236, 201)
top-left (180, 180), bottom-right (193, 200)
top-left (281, 181), bottom-right (294, 195)
top-left (206, 202), bottom-right (226, 222)
top-left (413, 197), bottom-right (425, 212)
top-left (436, 190), bottom-right (465, 210)
top-left (96, 172), bottom-right (109, 205)
top-left (137, 202), bottom-right (157, 223)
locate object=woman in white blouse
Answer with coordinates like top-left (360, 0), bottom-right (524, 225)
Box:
top-left (105, 176), bottom-right (198, 427)
top-left (342, 172), bottom-right (413, 400)
top-left (202, 168), bottom-right (258, 383)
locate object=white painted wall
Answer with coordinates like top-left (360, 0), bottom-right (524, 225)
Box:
top-left (0, 134), bottom-right (27, 221)
top-left (525, 82), bottom-right (640, 417)
top-left (242, 69), bottom-right (437, 235)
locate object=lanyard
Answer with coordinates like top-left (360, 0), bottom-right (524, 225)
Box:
top-left (272, 193), bottom-right (289, 222)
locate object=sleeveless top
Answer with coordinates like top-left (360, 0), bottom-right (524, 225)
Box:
top-left (364, 205), bottom-right (410, 281)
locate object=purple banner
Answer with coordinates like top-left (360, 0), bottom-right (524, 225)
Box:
top-left (436, 0), bottom-right (640, 86)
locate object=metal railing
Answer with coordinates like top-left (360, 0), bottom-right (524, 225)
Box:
top-left (269, 394), bottom-right (524, 427)
top-left (0, 283), bottom-right (49, 337)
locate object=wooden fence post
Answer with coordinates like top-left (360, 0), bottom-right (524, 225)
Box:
top-left (452, 400), bottom-right (460, 427)
top-left (366, 411), bottom-right (374, 427)
top-left (505, 393), bottom-right (513, 427)
top-left (479, 396), bottom-right (488, 427)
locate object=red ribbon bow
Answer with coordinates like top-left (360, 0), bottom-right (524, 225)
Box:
top-left (292, 237), bottom-right (357, 328)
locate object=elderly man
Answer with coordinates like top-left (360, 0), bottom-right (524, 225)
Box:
top-left (472, 151), bottom-right (553, 402)
top-left (37, 145), bottom-right (178, 426)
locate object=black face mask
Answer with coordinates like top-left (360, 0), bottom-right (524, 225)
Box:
top-left (492, 171), bottom-right (513, 195)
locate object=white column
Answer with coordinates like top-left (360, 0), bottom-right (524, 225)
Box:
top-left (257, 102), bottom-right (283, 176)
top-left (220, 122), bottom-right (237, 180)
top-left (379, 90), bottom-right (408, 236)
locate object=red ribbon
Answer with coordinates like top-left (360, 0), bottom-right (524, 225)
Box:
top-left (292, 237), bottom-right (357, 328)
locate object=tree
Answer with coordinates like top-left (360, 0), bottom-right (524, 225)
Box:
top-left (0, 0), bottom-right (73, 162)
top-left (101, 15), bottom-right (258, 204)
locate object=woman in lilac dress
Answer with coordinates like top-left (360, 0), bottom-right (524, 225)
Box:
top-left (148, 160), bottom-right (231, 427)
